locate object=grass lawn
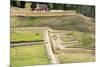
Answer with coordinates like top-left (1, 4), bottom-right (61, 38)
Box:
top-left (10, 45), bottom-right (50, 67)
top-left (58, 53), bottom-right (95, 63)
top-left (11, 30), bottom-right (43, 42)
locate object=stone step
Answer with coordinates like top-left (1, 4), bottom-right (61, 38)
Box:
top-left (62, 44), bottom-right (79, 48)
top-left (60, 38), bottom-right (76, 42)
top-left (61, 41), bottom-right (79, 44)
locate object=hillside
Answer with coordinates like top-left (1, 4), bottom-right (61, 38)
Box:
top-left (11, 14), bottom-right (95, 33)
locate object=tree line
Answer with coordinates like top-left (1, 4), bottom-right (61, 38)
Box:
top-left (11, 0), bottom-right (95, 18)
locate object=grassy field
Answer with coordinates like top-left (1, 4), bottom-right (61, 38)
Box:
top-left (58, 53), bottom-right (95, 63)
top-left (11, 30), bottom-right (43, 42)
top-left (10, 45), bottom-right (50, 67)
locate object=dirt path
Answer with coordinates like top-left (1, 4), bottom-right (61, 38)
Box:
top-left (43, 28), bottom-right (59, 64)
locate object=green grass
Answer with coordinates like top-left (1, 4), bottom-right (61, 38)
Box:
top-left (11, 15), bottom-right (95, 32)
top-left (58, 53), bottom-right (95, 63)
top-left (66, 31), bottom-right (95, 48)
top-left (72, 32), bottom-right (95, 48)
top-left (11, 45), bottom-right (50, 67)
top-left (60, 36), bottom-right (75, 42)
top-left (11, 30), bottom-right (43, 42)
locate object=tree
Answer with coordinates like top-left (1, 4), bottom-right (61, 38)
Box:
top-left (11, 0), bottom-right (18, 7)
top-left (18, 1), bottom-right (26, 8)
top-left (49, 3), bottom-right (53, 10)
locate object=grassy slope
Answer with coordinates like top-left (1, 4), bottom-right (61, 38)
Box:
top-left (11, 14), bottom-right (95, 32)
top-left (11, 30), bottom-right (43, 42)
top-left (11, 45), bottom-right (50, 67)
